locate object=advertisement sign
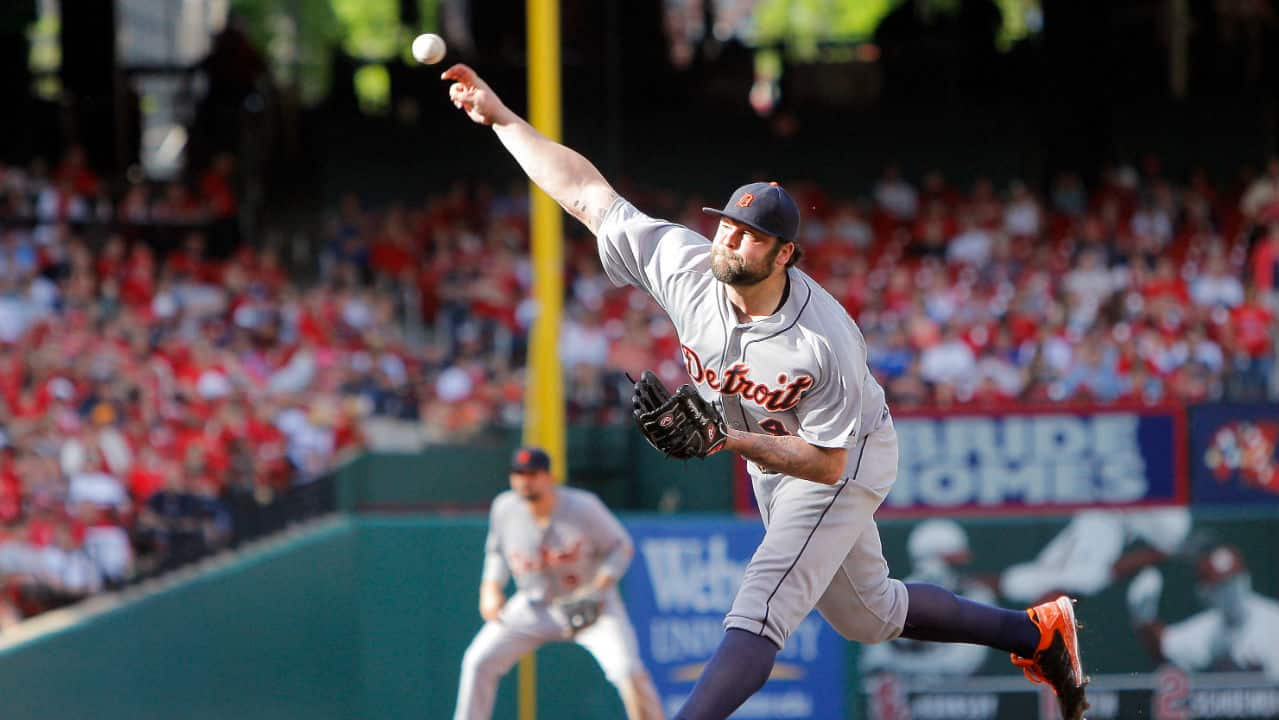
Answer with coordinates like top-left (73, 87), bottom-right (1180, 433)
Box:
top-left (1188, 403), bottom-right (1279, 505)
top-left (864, 668), bottom-right (1279, 720)
top-left (881, 405), bottom-right (1188, 515)
top-left (859, 511), bottom-right (1279, 720)
top-left (622, 518), bottom-right (845, 719)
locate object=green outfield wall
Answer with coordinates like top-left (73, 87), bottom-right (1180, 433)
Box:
top-left (3, 509), bottom-right (1275, 719)
top-left (0, 518), bottom-right (361, 720)
top-left (0, 516), bottom-right (623, 720)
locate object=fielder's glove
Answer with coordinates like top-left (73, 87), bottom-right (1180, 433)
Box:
top-left (631, 370), bottom-right (729, 459)
top-left (554, 591), bottom-right (603, 633)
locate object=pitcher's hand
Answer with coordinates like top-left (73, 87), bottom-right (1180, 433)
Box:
top-left (442, 64), bottom-right (513, 126)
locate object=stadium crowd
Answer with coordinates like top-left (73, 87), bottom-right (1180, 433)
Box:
top-left (0, 147), bottom-right (372, 629)
top-left (372, 155), bottom-right (1278, 428)
top-left (1, 144), bottom-right (1277, 629)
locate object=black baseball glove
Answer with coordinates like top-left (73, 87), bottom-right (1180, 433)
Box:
top-left (631, 370), bottom-right (729, 459)
top-left (554, 591), bottom-right (603, 633)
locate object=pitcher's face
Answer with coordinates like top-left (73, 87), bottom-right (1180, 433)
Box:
top-left (711, 218), bottom-right (788, 286)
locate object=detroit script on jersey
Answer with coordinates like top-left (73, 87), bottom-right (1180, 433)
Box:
top-left (681, 344), bottom-right (814, 412)
top-left (507, 540), bottom-right (585, 574)
top-left (483, 487), bottom-right (633, 602)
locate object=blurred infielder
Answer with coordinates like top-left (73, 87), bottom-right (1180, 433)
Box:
top-left (454, 447), bottom-right (663, 720)
top-left (443, 63), bottom-right (1089, 720)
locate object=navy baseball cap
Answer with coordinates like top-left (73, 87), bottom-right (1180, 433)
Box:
top-left (510, 446), bottom-right (551, 473)
top-left (703, 181), bottom-right (801, 243)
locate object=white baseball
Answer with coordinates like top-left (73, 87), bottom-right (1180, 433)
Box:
top-left (412, 33), bottom-right (447, 65)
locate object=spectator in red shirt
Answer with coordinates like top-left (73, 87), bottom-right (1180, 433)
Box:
top-left (369, 204), bottom-right (419, 277)
top-left (53, 145), bottom-right (100, 198)
top-left (1227, 283), bottom-right (1275, 399)
top-left (0, 448), bottom-right (21, 524)
top-left (127, 447), bottom-right (167, 503)
top-left (1250, 216), bottom-right (1278, 307)
top-left (1141, 256), bottom-right (1191, 305)
top-left (166, 231), bottom-right (223, 285)
top-left (199, 153), bottom-right (238, 220)
top-left (1229, 284), bottom-right (1273, 357)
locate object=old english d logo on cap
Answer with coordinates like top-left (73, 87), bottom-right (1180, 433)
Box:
top-left (702, 181), bottom-right (801, 242)
top-left (511, 446), bottom-right (551, 472)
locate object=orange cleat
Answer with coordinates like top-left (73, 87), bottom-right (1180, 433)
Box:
top-left (1011, 596), bottom-right (1090, 720)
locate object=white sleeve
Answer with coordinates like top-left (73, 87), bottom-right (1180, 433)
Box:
top-left (795, 329), bottom-right (865, 449)
top-left (595, 197), bottom-right (710, 313)
top-left (481, 500), bottom-right (509, 584)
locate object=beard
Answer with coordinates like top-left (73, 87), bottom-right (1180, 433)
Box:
top-left (711, 246), bottom-right (777, 286)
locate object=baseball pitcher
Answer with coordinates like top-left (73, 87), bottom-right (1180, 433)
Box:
top-left (442, 64), bottom-right (1089, 720)
top-left (453, 447), bottom-right (663, 720)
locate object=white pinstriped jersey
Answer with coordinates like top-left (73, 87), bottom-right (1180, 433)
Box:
top-left (595, 197), bottom-right (887, 479)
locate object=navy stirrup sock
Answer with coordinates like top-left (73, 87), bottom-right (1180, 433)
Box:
top-left (900, 582), bottom-right (1041, 658)
top-left (675, 586), bottom-right (1040, 720)
top-left (674, 628), bottom-right (779, 720)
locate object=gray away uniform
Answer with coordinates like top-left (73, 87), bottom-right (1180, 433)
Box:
top-left (455, 487), bottom-right (645, 720)
top-left (597, 197), bottom-right (909, 649)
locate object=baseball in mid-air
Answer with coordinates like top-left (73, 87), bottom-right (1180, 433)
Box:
top-left (411, 33), bottom-right (447, 65)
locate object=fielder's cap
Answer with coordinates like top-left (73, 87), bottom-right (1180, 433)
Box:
top-left (908, 518), bottom-right (969, 563)
top-left (510, 446), bottom-right (551, 473)
top-left (703, 181), bottom-right (801, 243)
top-left (1196, 545), bottom-right (1246, 586)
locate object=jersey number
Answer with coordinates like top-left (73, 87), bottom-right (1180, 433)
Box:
top-left (759, 419), bottom-right (790, 436)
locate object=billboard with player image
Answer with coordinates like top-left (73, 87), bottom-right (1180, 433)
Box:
top-left (858, 509), bottom-right (1279, 720)
top-left (621, 518), bottom-right (846, 719)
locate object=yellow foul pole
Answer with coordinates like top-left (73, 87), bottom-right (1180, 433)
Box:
top-left (524, 0), bottom-right (565, 474)
top-left (520, 0), bottom-right (564, 718)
